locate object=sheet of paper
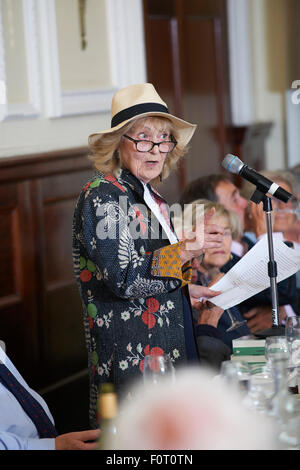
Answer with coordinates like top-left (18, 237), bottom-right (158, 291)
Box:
top-left (207, 235), bottom-right (300, 310)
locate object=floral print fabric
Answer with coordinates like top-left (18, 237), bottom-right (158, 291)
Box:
top-left (72, 169), bottom-right (190, 427)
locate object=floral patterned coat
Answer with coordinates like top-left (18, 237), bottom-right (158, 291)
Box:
top-left (72, 169), bottom-right (192, 427)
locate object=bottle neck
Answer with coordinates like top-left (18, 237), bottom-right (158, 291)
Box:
top-left (99, 392), bottom-right (117, 420)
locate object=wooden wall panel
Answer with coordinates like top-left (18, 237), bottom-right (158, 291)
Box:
top-left (143, 0), bottom-right (232, 204)
top-left (0, 208), bottom-right (16, 297)
top-left (45, 284), bottom-right (86, 382)
top-left (43, 199), bottom-right (76, 284)
top-left (143, 0), bottom-right (270, 202)
top-left (182, 17), bottom-right (228, 180)
top-left (0, 149), bottom-right (92, 397)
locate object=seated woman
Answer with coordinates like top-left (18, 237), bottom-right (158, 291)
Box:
top-left (174, 199), bottom-right (250, 351)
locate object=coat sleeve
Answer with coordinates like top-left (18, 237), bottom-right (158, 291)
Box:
top-left (78, 183), bottom-right (192, 299)
top-left (196, 336), bottom-right (231, 371)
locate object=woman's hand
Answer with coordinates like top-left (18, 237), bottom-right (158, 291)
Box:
top-left (188, 283), bottom-right (221, 308)
top-left (179, 208), bottom-right (224, 265)
top-left (188, 283), bottom-right (223, 328)
top-left (196, 301), bottom-right (224, 328)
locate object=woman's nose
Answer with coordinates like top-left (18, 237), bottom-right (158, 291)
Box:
top-left (150, 144), bottom-right (160, 154)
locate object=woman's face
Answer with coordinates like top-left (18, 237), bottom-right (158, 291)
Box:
top-left (119, 118), bottom-right (171, 184)
top-left (202, 215), bottom-right (232, 269)
top-left (272, 180), bottom-right (295, 232)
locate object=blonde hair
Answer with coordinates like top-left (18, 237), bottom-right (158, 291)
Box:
top-left (88, 116), bottom-right (188, 185)
top-left (173, 198), bottom-right (242, 240)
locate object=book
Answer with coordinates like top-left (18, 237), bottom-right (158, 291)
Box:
top-left (232, 338), bottom-right (265, 357)
top-left (231, 354), bottom-right (266, 365)
top-left (232, 337), bottom-right (266, 365)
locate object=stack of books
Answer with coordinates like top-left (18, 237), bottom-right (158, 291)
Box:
top-left (231, 336), bottom-right (266, 365)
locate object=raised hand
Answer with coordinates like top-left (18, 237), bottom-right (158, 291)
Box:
top-left (188, 283), bottom-right (221, 309)
top-left (179, 207), bottom-right (224, 265)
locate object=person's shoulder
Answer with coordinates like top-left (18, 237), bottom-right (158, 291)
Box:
top-left (82, 171), bottom-right (129, 200)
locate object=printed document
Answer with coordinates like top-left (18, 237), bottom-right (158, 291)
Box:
top-left (207, 235), bottom-right (300, 310)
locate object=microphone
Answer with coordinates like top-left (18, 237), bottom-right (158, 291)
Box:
top-left (222, 154), bottom-right (292, 203)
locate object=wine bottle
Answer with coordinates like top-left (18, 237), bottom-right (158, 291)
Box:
top-left (97, 382), bottom-right (118, 450)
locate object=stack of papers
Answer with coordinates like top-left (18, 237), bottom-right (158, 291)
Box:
top-left (206, 235), bottom-right (300, 310)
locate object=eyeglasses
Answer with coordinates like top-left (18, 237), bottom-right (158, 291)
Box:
top-left (123, 134), bottom-right (177, 153)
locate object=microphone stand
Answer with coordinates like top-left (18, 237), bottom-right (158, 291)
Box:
top-left (249, 189), bottom-right (285, 338)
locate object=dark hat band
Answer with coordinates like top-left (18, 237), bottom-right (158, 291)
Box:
top-left (111, 102), bottom-right (169, 128)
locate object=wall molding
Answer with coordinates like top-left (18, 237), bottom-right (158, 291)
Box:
top-left (286, 89), bottom-right (300, 167)
top-left (0, 146), bottom-right (90, 184)
top-left (0, 0), bottom-right (41, 121)
top-left (105, 0), bottom-right (147, 88)
top-left (38, 0), bottom-right (146, 118)
top-left (0, 0), bottom-right (147, 121)
top-left (227, 0), bottom-right (254, 126)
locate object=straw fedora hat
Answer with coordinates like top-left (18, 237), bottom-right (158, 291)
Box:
top-left (88, 83), bottom-right (197, 147)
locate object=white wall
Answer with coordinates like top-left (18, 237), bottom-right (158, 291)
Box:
top-left (249, 0), bottom-right (289, 170)
top-left (0, 0), bottom-right (146, 158)
top-left (227, 0), bottom-right (297, 170)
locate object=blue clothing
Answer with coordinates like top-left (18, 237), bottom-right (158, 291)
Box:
top-left (195, 269), bottom-right (251, 351)
top-left (217, 306), bottom-right (250, 350)
top-left (181, 289), bottom-right (199, 362)
top-left (0, 363), bottom-right (57, 440)
top-left (0, 347), bottom-right (55, 450)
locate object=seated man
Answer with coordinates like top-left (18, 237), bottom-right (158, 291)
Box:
top-left (0, 343), bottom-right (99, 450)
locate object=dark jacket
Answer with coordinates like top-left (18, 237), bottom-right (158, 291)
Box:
top-left (72, 169), bottom-right (230, 427)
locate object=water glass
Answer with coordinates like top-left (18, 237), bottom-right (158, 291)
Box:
top-left (265, 336), bottom-right (289, 365)
top-left (143, 354), bottom-right (175, 386)
top-left (220, 360), bottom-right (250, 394)
top-left (285, 317), bottom-right (300, 366)
top-left (246, 363), bottom-right (276, 413)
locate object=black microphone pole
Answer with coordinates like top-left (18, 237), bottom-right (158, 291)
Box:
top-left (222, 154), bottom-right (287, 338)
top-left (253, 193), bottom-right (284, 338)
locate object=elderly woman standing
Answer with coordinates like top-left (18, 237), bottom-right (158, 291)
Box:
top-left (72, 84), bottom-right (227, 427)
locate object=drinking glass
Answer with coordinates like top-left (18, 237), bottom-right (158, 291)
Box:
top-left (246, 363), bottom-right (276, 413)
top-left (285, 317), bottom-right (300, 393)
top-left (265, 336), bottom-right (289, 366)
top-left (220, 360), bottom-right (250, 394)
top-left (143, 354), bottom-right (175, 386)
top-left (285, 317), bottom-right (300, 366)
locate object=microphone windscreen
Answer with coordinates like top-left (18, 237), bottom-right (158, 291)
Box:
top-left (222, 154), bottom-right (243, 175)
